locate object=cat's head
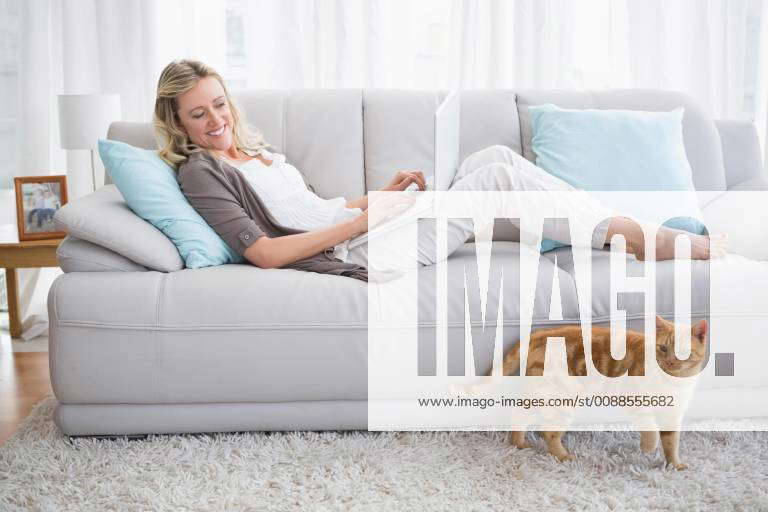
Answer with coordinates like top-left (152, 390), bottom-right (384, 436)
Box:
top-left (655, 316), bottom-right (708, 375)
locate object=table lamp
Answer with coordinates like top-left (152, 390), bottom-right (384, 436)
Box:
top-left (58, 94), bottom-right (121, 191)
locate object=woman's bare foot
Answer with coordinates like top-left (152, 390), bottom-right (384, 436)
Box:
top-left (631, 228), bottom-right (728, 261)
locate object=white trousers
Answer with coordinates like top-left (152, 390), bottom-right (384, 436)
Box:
top-left (346, 144), bottom-right (614, 269)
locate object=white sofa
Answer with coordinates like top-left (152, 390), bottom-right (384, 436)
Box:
top-left (50, 89), bottom-right (768, 436)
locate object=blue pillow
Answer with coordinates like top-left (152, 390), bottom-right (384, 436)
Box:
top-left (98, 139), bottom-right (242, 268)
top-left (528, 104), bottom-right (705, 252)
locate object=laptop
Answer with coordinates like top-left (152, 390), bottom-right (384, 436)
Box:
top-left (347, 90), bottom-right (460, 249)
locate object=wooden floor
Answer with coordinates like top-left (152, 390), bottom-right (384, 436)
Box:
top-left (0, 351), bottom-right (52, 445)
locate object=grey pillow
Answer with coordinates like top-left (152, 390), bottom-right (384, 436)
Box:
top-left (53, 185), bottom-right (183, 272)
top-left (57, 236), bottom-right (148, 273)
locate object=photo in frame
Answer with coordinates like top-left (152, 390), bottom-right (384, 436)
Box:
top-left (14, 175), bottom-right (68, 241)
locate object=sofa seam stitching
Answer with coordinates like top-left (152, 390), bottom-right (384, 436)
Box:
top-left (52, 310), bottom-right (718, 331)
top-left (57, 398), bottom-right (371, 407)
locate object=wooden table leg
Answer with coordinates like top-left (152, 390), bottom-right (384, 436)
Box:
top-left (5, 268), bottom-right (21, 339)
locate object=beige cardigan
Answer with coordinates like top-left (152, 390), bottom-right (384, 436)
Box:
top-left (177, 150), bottom-right (368, 282)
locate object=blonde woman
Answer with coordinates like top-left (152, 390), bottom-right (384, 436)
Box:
top-left (154, 59), bottom-right (716, 281)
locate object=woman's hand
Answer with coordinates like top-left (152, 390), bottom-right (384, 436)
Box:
top-left (351, 193), bottom-right (418, 237)
top-left (381, 170), bottom-right (426, 192)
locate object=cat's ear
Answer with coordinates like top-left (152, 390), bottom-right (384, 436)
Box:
top-left (692, 319), bottom-right (708, 342)
top-left (655, 315), bottom-right (668, 330)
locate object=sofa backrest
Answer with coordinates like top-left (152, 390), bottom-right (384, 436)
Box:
top-left (235, 90), bottom-right (367, 200)
top-left (106, 88), bottom-right (728, 198)
top-left (107, 90), bottom-right (367, 201)
top-left (362, 89), bottom-right (523, 192)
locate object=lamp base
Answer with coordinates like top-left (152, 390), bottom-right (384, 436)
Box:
top-left (64, 150), bottom-right (98, 199)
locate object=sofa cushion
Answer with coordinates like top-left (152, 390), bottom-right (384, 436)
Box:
top-left (235, 89), bottom-right (366, 201)
top-left (363, 90), bottom-right (444, 193)
top-left (48, 242), bottom-right (576, 404)
top-left (543, 247), bottom-right (712, 321)
top-left (53, 185), bottom-right (184, 272)
top-left (459, 90), bottom-right (522, 161)
top-left (99, 139), bottom-right (242, 269)
top-left (363, 90), bottom-right (523, 194)
top-left (57, 235), bottom-right (147, 272)
top-left (284, 90), bottom-right (366, 200)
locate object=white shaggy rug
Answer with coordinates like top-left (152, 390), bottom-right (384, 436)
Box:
top-left (1, 398), bottom-right (767, 511)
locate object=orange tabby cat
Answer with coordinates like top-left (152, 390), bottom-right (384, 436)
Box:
top-left (503, 316), bottom-right (708, 470)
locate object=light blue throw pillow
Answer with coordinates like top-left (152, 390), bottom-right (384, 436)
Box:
top-left (98, 139), bottom-right (243, 268)
top-left (528, 104), bottom-right (705, 252)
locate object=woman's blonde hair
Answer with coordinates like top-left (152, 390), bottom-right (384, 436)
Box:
top-left (153, 59), bottom-right (269, 168)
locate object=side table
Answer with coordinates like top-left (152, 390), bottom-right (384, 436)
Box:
top-left (0, 237), bottom-right (62, 338)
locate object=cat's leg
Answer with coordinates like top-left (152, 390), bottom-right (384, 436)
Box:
top-left (640, 430), bottom-right (659, 453)
top-left (659, 430), bottom-right (687, 470)
top-left (541, 431), bottom-right (574, 462)
top-left (509, 430), bottom-right (531, 449)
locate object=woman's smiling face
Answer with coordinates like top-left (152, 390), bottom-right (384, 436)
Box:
top-left (176, 75), bottom-right (234, 152)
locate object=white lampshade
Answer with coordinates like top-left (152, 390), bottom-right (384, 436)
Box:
top-left (58, 94), bottom-right (122, 150)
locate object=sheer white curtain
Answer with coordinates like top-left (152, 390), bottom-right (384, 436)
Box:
top-left (570, 0), bottom-right (767, 150)
top-left (18, 0), bottom-right (225, 176)
top-left (235, 0), bottom-right (578, 90)
top-left (622, 1), bottom-right (763, 122)
top-left (239, 0), bottom-right (439, 89)
top-left (13, 0), bottom-right (227, 339)
top-left (231, 0), bottom-right (766, 156)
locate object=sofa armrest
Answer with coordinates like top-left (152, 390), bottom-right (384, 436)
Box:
top-left (715, 119), bottom-right (766, 188)
top-left (702, 188), bottom-right (768, 261)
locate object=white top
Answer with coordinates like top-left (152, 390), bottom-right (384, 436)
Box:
top-left (223, 150), bottom-right (361, 262)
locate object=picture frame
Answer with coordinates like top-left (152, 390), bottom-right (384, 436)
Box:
top-left (14, 175), bottom-right (68, 241)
